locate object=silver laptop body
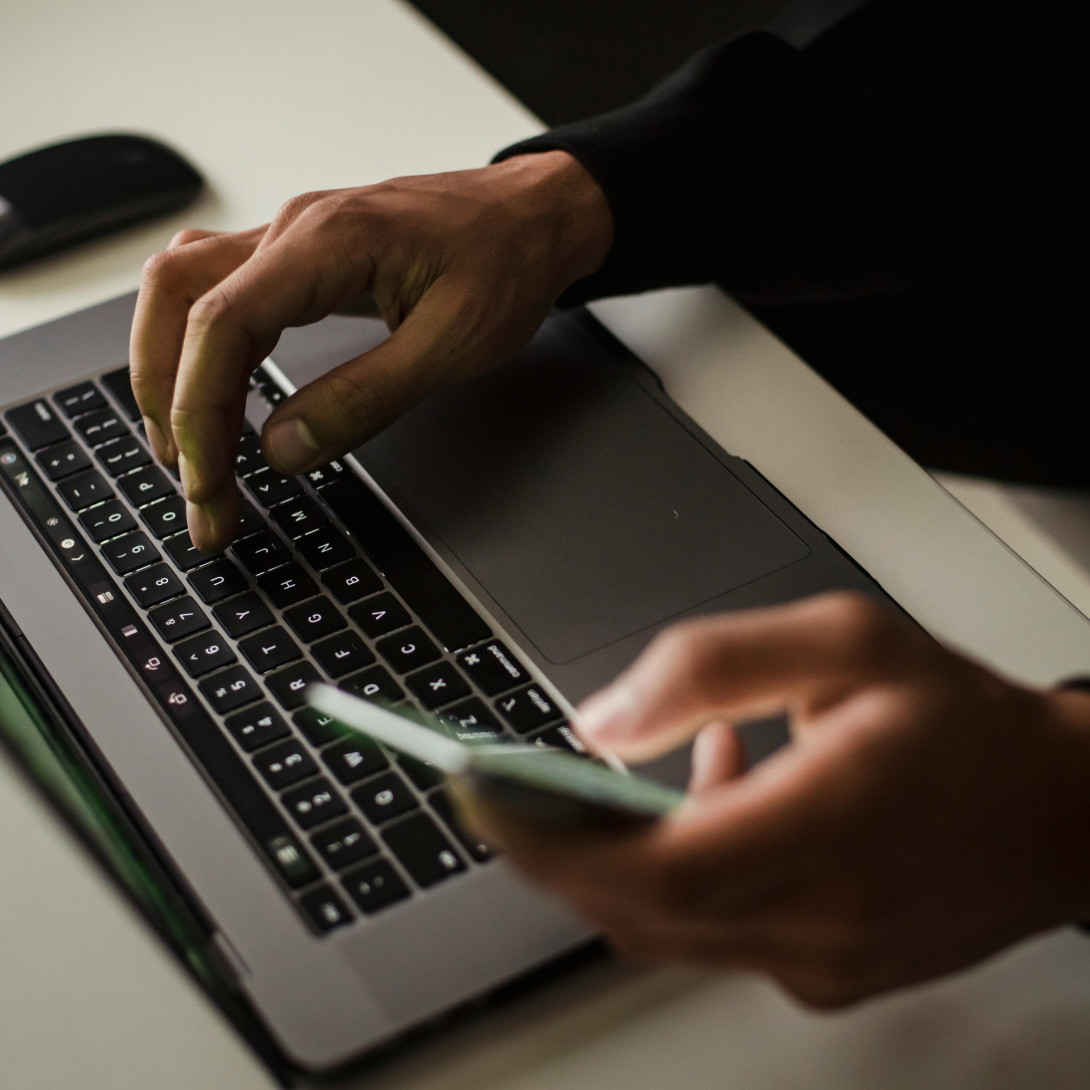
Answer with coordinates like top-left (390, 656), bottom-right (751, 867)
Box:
top-left (0, 293), bottom-right (883, 1071)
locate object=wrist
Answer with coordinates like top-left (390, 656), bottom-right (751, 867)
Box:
top-left (491, 150), bottom-right (614, 293)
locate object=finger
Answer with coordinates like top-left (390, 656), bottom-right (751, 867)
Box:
top-left (130, 227), bottom-right (265, 465)
top-left (261, 275), bottom-right (542, 474)
top-left (455, 779), bottom-right (795, 916)
top-left (575, 592), bottom-right (917, 760)
top-left (686, 720), bottom-right (746, 797)
top-left (168, 228), bottom-right (224, 249)
top-left (169, 224), bottom-right (377, 550)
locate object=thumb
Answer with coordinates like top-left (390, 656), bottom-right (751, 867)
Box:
top-left (261, 278), bottom-right (539, 473)
top-left (574, 592), bottom-right (907, 762)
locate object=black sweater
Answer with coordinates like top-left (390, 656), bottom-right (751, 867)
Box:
top-left (497, 1), bottom-right (1086, 485)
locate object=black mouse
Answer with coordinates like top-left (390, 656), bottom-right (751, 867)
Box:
top-left (0, 133), bottom-right (204, 270)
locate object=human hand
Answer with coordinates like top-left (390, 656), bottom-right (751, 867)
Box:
top-left (130, 151), bottom-right (612, 552)
top-left (462, 592), bottom-right (1090, 1008)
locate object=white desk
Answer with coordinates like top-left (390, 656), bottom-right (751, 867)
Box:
top-left (4, 2), bottom-right (1090, 1087)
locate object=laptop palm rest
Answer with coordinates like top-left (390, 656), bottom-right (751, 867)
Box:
top-left (273, 313), bottom-right (809, 666)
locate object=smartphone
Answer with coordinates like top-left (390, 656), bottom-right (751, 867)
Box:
top-left (307, 685), bottom-right (685, 827)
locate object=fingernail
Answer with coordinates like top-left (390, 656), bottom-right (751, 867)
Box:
top-left (265, 417), bottom-right (319, 473)
top-left (143, 416), bottom-right (168, 463)
top-left (186, 500), bottom-right (211, 548)
top-left (575, 682), bottom-right (639, 741)
top-left (177, 453), bottom-right (194, 500)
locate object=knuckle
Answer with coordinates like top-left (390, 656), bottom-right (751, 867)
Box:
top-left (169, 228), bottom-right (207, 249)
top-left (786, 975), bottom-right (857, 1011)
top-left (272, 190), bottom-right (327, 228)
top-left (187, 287), bottom-right (231, 330)
top-left (778, 959), bottom-right (872, 1011)
top-left (647, 622), bottom-right (710, 688)
top-left (140, 248), bottom-right (180, 290)
top-left (812, 591), bottom-right (897, 665)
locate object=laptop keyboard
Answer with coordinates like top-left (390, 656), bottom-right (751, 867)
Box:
top-left (1, 364), bottom-right (585, 935)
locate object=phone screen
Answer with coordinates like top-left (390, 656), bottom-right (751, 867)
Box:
top-left (308, 685), bottom-right (685, 825)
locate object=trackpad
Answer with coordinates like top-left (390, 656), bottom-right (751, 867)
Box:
top-left (275, 314), bottom-right (809, 663)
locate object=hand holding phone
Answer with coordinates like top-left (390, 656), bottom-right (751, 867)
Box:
top-left (307, 685), bottom-right (685, 827)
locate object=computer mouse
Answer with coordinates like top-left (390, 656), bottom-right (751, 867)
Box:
top-left (0, 133), bottom-right (204, 270)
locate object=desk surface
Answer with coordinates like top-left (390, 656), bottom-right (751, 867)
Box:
top-left (4, 2), bottom-right (1090, 1087)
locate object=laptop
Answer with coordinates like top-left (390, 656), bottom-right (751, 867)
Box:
top-left (0, 292), bottom-right (886, 1073)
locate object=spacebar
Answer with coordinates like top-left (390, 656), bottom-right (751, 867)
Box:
top-left (0, 438), bottom-right (318, 891)
top-left (320, 476), bottom-right (490, 652)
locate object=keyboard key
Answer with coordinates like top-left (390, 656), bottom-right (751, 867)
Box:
top-left (283, 596), bottom-right (346, 644)
top-left (397, 753), bottom-right (443, 790)
top-left (254, 738), bottom-right (318, 789)
top-left (347, 592), bottom-right (410, 639)
top-left (496, 685), bottom-right (564, 734)
top-left (101, 367), bottom-right (141, 420)
top-left (312, 630), bottom-right (374, 678)
top-left (322, 736), bottom-right (388, 785)
top-left (339, 665), bottom-right (403, 705)
top-left (529, 723), bottom-right (589, 755)
top-left (79, 498), bottom-right (134, 541)
top-left (95, 436), bottom-right (149, 477)
top-left (102, 530), bottom-right (159, 575)
top-left (6, 399), bottom-right (70, 449)
top-left (436, 697), bottom-right (504, 743)
top-left (321, 558), bottom-right (381, 604)
top-left (236, 497), bottom-right (264, 537)
top-left (305, 459), bottom-right (349, 489)
top-left (429, 787), bottom-right (493, 862)
top-left (382, 813), bottom-right (465, 887)
top-left (119, 464), bottom-right (174, 506)
top-left (257, 563), bottom-right (318, 608)
top-left (294, 707), bottom-right (341, 747)
top-left (74, 407), bottom-right (128, 446)
top-left (214, 591), bottom-right (275, 637)
top-left (225, 702), bottom-right (290, 752)
top-left (266, 834), bottom-right (320, 889)
top-left (37, 439), bottom-right (91, 480)
top-left (282, 776), bottom-right (347, 829)
top-left (311, 817), bottom-right (377, 870)
top-left (321, 475), bottom-right (489, 651)
top-left (148, 595), bottom-right (209, 642)
top-left (245, 466), bottom-right (302, 507)
top-left (140, 495), bottom-right (187, 538)
top-left (55, 381), bottom-right (106, 418)
top-left (296, 525), bottom-right (354, 570)
top-left (59, 469), bottom-right (113, 511)
top-left (298, 885), bottom-right (353, 933)
top-left (188, 557), bottom-right (248, 603)
top-left (457, 641), bottom-right (529, 696)
top-left (234, 431), bottom-right (265, 477)
top-left (266, 660), bottom-right (322, 710)
top-left (232, 529), bottom-right (290, 577)
top-left (376, 625), bottom-right (440, 674)
top-left (175, 630), bottom-right (237, 678)
top-left (271, 495), bottom-right (326, 539)
top-left (238, 626), bottom-right (301, 673)
top-left (341, 858), bottom-right (410, 915)
top-left (351, 770), bottom-right (417, 825)
top-left (124, 562), bottom-right (184, 607)
top-left (164, 530), bottom-right (216, 572)
top-left (199, 664), bottom-right (261, 714)
top-left (406, 661), bottom-right (470, 710)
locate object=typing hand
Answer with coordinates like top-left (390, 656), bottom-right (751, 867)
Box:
top-left (462, 592), bottom-right (1090, 1008)
top-left (130, 151), bottom-right (612, 553)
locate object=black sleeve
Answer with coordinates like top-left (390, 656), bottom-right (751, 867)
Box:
top-left (494, 27), bottom-right (923, 306)
top-left (493, 1), bottom-right (1080, 315)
